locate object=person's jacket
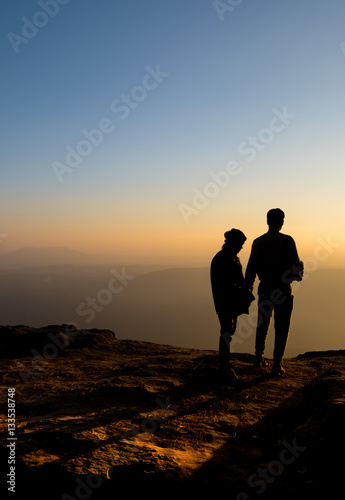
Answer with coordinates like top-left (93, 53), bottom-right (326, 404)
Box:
top-left (211, 248), bottom-right (245, 315)
top-left (245, 231), bottom-right (301, 291)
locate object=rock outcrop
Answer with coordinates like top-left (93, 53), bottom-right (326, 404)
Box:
top-left (0, 324), bottom-right (116, 357)
top-left (0, 325), bottom-right (344, 499)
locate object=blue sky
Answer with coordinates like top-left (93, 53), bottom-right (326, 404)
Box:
top-left (1, 0), bottom-right (345, 265)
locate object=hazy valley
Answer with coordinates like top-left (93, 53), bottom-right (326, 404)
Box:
top-left (0, 248), bottom-right (343, 358)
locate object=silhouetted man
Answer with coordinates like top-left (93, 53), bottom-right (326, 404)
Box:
top-left (211, 229), bottom-right (249, 383)
top-left (245, 209), bottom-right (303, 376)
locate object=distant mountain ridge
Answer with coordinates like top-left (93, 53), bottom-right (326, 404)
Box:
top-left (0, 247), bottom-right (180, 271)
top-left (0, 247), bottom-right (110, 269)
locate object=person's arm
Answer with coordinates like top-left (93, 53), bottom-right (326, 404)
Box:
top-left (210, 253), bottom-right (225, 313)
top-left (287, 237), bottom-right (300, 266)
top-left (284, 237), bottom-right (304, 283)
top-left (245, 241), bottom-right (258, 290)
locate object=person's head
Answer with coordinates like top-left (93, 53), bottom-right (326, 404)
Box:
top-left (222, 228), bottom-right (247, 254)
top-left (267, 208), bottom-right (285, 231)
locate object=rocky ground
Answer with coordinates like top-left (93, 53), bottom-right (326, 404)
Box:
top-left (1, 325), bottom-right (345, 499)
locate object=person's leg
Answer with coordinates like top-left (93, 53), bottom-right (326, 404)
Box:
top-left (254, 296), bottom-right (273, 365)
top-left (218, 315), bottom-right (235, 369)
top-left (218, 315), bottom-right (238, 381)
top-left (219, 330), bottom-right (231, 371)
top-left (272, 291), bottom-right (294, 374)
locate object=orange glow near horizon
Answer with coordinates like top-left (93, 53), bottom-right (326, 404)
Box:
top-left (1, 211), bottom-right (344, 269)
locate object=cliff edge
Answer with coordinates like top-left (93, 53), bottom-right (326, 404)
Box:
top-left (1, 325), bottom-right (344, 498)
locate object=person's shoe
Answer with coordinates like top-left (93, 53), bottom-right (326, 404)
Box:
top-left (220, 364), bottom-right (239, 385)
top-left (271, 362), bottom-right (285, 377)
top-left (253, 356), bottom-right (268, 368)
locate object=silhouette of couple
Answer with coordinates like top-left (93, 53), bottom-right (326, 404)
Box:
top-left (211, 208), bottom-right (303, 383)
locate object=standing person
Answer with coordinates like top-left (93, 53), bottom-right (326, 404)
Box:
top-left (245, 208), bottom-right (303, 376)
top-left (211, 229), bottom-right (253, 383)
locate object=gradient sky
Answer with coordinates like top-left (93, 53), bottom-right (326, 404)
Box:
top-left (1, 0), bottom-right (345, 267)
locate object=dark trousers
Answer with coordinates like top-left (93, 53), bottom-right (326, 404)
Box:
top-left (255, 284), bottom-right (294, 364)
top-left (218, 314), bottom-right (237, 372)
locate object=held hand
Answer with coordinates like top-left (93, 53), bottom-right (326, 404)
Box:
top-left (298, 261), bottom-right (304, 278)
top-left (284, 261), bottom-right (304, 283)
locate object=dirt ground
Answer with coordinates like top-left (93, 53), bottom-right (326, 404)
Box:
top-left (1, 326), bottom-right (345, 499)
